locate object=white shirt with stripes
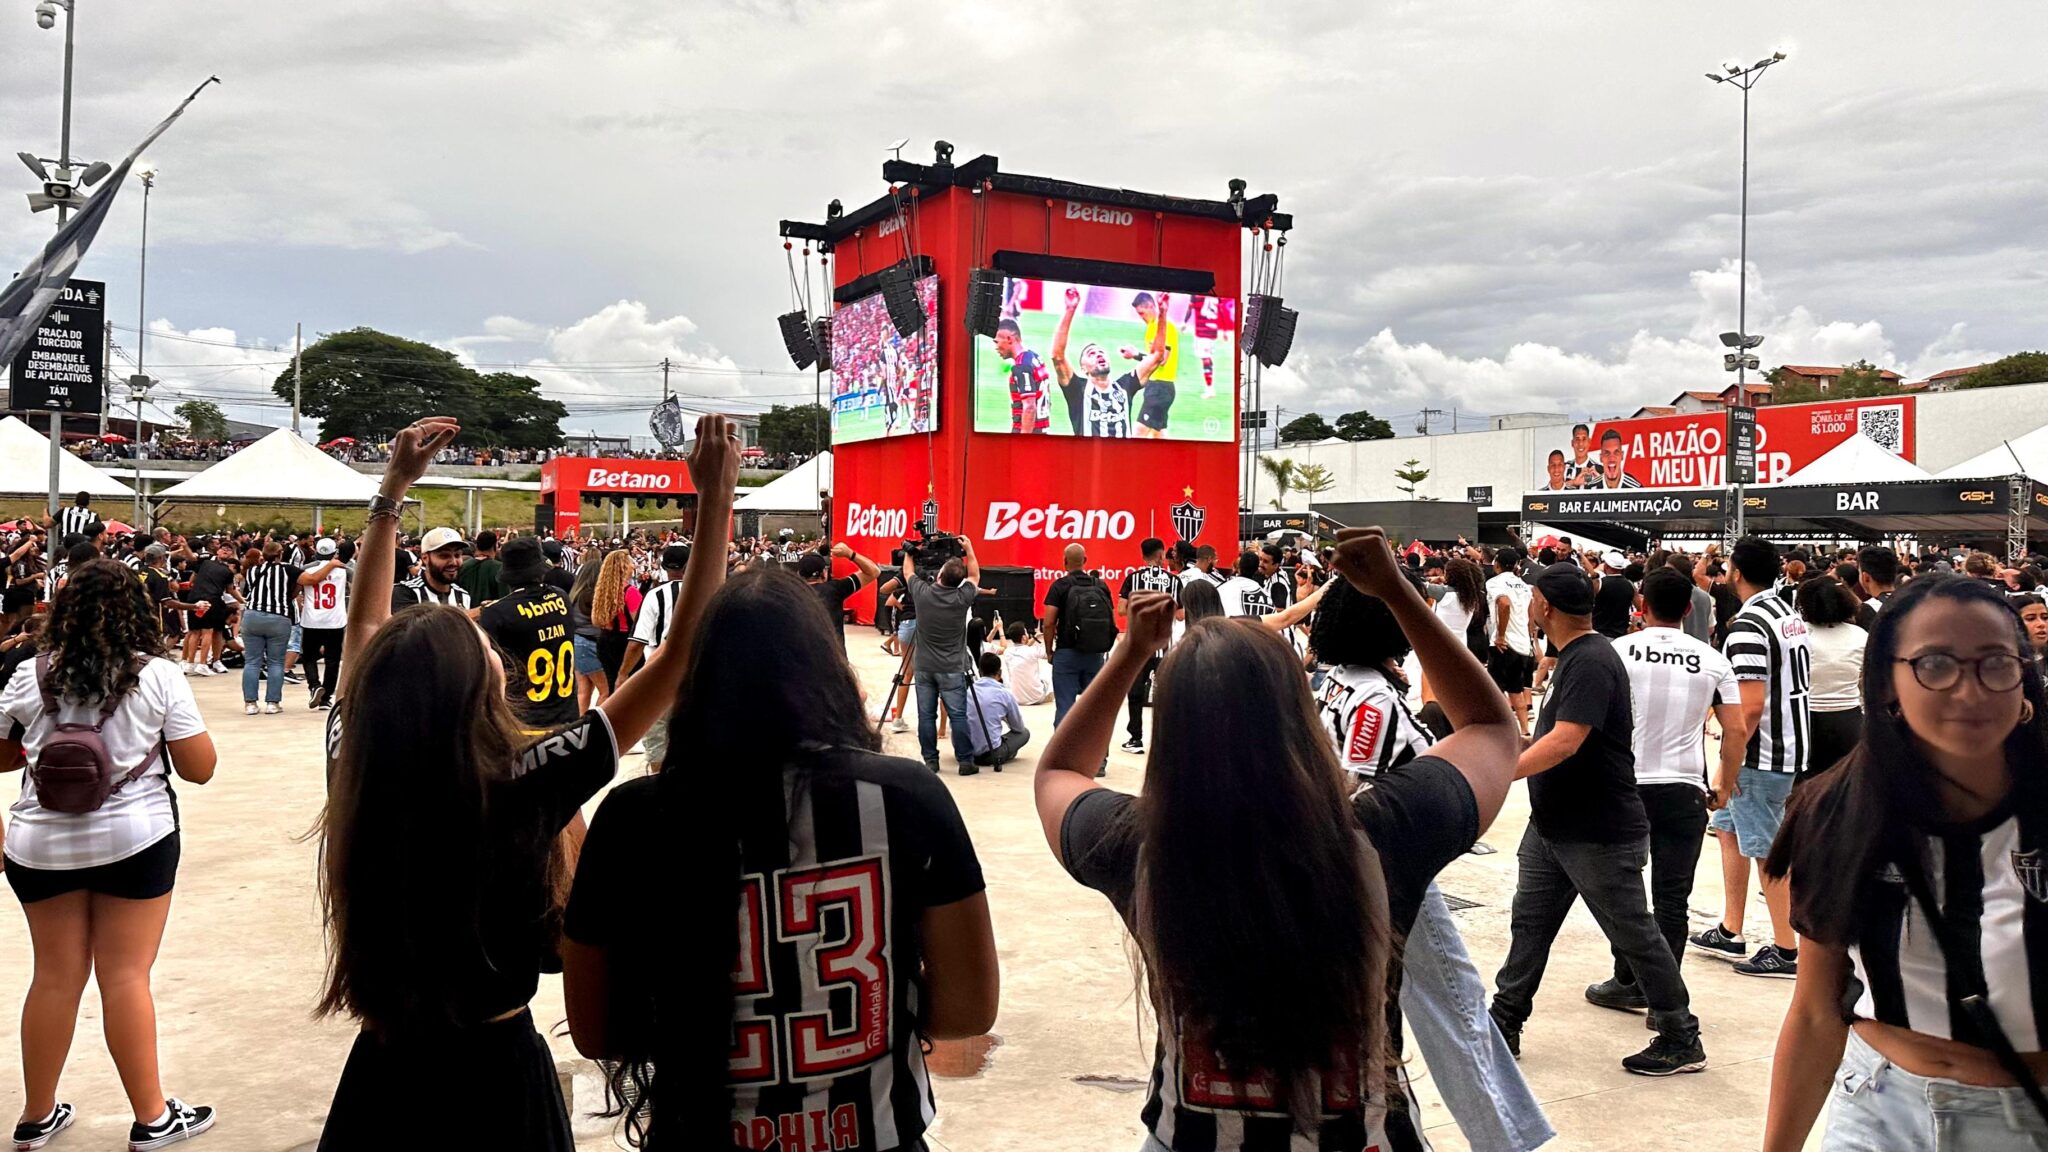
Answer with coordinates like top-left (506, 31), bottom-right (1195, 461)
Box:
top-left (57, 505), bottom-right (96, 541)
top-left (1722, 587), bottom-right (1812, 774)
top-left (395, 575), bottom-right (473, 610)
top-left (1318, 664), bottom-right (1432, 779)
top-left (1616, 626), bottom-right (1740, 790)
top-left (241, 561), bottom-right (303, 618)
top-left (630, 577), bottom-right (685, 649)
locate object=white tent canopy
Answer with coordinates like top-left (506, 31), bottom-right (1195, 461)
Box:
top-left (735, 452), bottom-right (832, 512)
top-left (1780, 432), bottom-right (1931, 485)
top-left (1937, 423), bottom-right (2048, 483)
top-left (154, 428), bottom-right (385, 504)
top-left (0, 415), bottom-right (135, 499)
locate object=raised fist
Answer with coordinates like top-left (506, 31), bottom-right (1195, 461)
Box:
top-left (1064, 287), bottom-right (1080, 308)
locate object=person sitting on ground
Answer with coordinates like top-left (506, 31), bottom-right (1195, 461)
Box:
top-left (1000, 622), bottom-right (1052, 705)
top-left (966, 651), bottom-right (1031, 770)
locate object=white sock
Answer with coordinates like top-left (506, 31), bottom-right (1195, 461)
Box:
top-left (144, 1105), bottom-right (170, 1128)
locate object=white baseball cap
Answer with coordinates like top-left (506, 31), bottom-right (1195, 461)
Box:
top-left (1602, 549), bottom-right (1627, 570)
top-left (420, 527), bottom-right (468, 554)
top-left (315, 538), bottom-right (337, 557)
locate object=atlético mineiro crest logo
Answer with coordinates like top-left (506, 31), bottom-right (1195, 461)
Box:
top-left (1170, 487), bottom-right (1206, 542)
top-left (2013, 850), bottom-right (2048, 903)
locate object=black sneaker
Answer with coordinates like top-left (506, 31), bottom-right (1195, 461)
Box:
top-left (1096, 758), bottom-right (1108, 779)
top-left (282, 670), bottom-right (305, 685)
top-left (1584, 977), bottom-right (1648, 1013)
top-left (925, 761), bottom-right (941, 775)
top-left (957, 764), bottom-right (980, 777)
top-left (1488, 1006), bottom-right (1521, 1059)
top-left (13, 1102), bottom-right (74, 1150)
top-left (128, 1099), bottom-right (215, 1150)
top-left (1621, 1031), bottom-right (1707, 1077)
top-left (1120, 738), bottom-right (1144, 753)
top-left (1734, 944), bottom-right (1799, 980)
top-left (1687, 924), bottom-right (1748, 962)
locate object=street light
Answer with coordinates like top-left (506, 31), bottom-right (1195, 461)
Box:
top-left (128, 373), bottom-right (152, 529)
top-left (1705, 50), bottom-right (1788, 403)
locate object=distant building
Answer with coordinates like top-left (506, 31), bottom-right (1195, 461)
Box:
top-left (1668, 383), bottom-right (1774, 412)
top-left (1628, 405), bottom-right (1678, 419)
top-left (1772, 364), bottom-right (1905, 395)
top-left (1908, 364), bottom-right (1985, 393)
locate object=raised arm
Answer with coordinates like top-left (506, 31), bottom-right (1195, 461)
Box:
top-left (297, 558), bottom-right (343, 586)
top-left (1034, 593), bottom-right (1174, 861)
top-left (1050, 288), bottom-right (1081, 381)
top-left (343, 417), bottom-right (461, 669)
top-left (960, 533), bottom-right (981, 589)
top-left (1259, 577), bottom-right (1331, 631)
top-left (832, 541), bottom-right (880, 585)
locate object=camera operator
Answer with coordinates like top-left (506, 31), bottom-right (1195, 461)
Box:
top-left (903, 530), bottom-right (983, 776)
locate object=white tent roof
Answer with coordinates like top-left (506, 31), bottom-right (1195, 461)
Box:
top-left (1937, 423), bottom-right (2048, 483)
top-left (0, 416), bottom-right (135, 499)
top-left (155, 428), bottom-right (385, 504)
top-left (1781, 432), bottom-right (1930, 485)
top-left (735, 453), bottom-right (832, 512)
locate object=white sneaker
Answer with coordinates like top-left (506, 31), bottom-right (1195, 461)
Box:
top-left (628, 740), bottom-right (647, 756)
top-left (208, 660), bottom-right (227, 674)
top-left (181, 660), bottom-right (195, 675)
top-left (192, 663), bottom-right (216, 677)
top-left (244, 703), bottom-right (258, 715)
top-left (890, 716), bottom-right (910, 734)
top-left (262, 702), bottom-right (281, 715)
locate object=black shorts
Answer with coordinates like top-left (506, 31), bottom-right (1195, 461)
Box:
top-left (319, 1009), bottom-right (573, 1151)
top-left (5, 831), bottom-right (180, 904)
top-left (1137, 379), bottom-right (1177, 431)
top-left (189, 605), bottom-right (228, 635)
top-left (1487, 648), bottom-right (1533, 694)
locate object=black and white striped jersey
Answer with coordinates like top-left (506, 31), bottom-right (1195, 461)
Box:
top-left (1617, 627), bottom-right (1741, 789)
top-left (1317, 664), bottom-right (1432, 779)
top-left (631, 578), bottom-right (686, 649)
top-left (1848, 807), bottom-right (2048, 1050)
top-left (56, 505), bottom-right (96, 540)
top-left (1722, 588), bottom-right (1812, 774)
top-left (240, 561), bottom-right (305, 618)
top-left (391, 576), bottom-right (473, 612)
top-left (121, 552), bottom-right (144, 571)
top-left (1082, 383), bottom-right (1131, 438)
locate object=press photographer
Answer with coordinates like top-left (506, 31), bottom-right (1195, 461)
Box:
top-left (902, 527), bottom-right (983, 776)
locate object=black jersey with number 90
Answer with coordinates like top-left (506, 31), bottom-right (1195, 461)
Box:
top-left (479, 585), bottom-right (580, 731)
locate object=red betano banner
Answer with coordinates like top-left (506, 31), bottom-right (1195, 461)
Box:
top-left (540, 456), bottom-right (696, 538)
top-left (1530, 396), bottom-right (1916, 491)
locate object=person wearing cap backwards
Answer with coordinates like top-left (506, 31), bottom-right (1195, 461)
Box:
top-left (540, 538), bottom-right (576, 595)
top-left (1592, 549), bottom-right (1636, 639)
top-left (479, 537), bottom-right (580, 734)
top-left (800, 540), bottom-right (880, 650)
top-left (392, 527), bottom-right (474, 612)
top-left (297, 537), bottom-right (351, 710)
top-left (1489, 563), bottom-right (1706, 1077)
top-left (614, 543), bottom-right (692, 765)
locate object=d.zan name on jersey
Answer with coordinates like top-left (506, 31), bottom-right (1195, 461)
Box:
top-left (984, 502), bottom-right (1135, 542)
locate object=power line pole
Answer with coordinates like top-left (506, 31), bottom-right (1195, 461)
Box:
top-left (98, 320), bottom-right (110, 437)
top-left (292, 321), bottom-right (303, 434)
top-left (661, 356), bottom-right (672, 398)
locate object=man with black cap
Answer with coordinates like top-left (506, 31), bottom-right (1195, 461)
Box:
top-left (1490, 562), bottom-right (1705, 1077)
top-left (801, 541), bottom-right (880, 648)
top-left (478, 536), bottom-right (578, 732)
top-left (393, 527), bottom-right (474, 611)
top-left (616, 542), bottom-right (692, 764)
top-left (540, 538), bottom-right (576, 594)
top-left (456, 529), bottom-right (504, 603)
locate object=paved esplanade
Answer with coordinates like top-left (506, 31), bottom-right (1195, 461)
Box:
top-left (0, 631), bottom-right (1818, 1150)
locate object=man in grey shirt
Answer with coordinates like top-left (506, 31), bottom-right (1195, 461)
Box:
top-left (905, 534), bottom-right (984, 776)
top-left (1668, 553), bottom-right (1715, 645)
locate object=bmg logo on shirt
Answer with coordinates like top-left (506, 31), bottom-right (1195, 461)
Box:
top-left (1631, 644), bottom-right (1702, 675)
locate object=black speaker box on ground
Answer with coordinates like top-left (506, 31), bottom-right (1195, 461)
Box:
top-left (970, 565), bottom-right (1037, 632)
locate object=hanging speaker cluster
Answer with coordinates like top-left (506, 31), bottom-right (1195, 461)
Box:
top-left (1241, 293), bottom-right (1298, 367)
top-left (963, 268), bottom-right (1006, 337)
top-left (777, 310), bottom-right (818, 370)
top-left (878, 263), bottom-right (926, 337)
top-left (811, 316), bottom-right (833, 372)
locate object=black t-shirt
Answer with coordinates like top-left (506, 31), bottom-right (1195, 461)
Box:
top-left (1059, 758), bottom-right (1477, 1152)
top-left (479, 584), bottom-right (579, 730)
top-left (1043, 571), bottom-right (1111, 650)
top-left (543, 566), bottom-right (576, 595)
top-left (1592, 574), bottom-right (1635, 639)
top-left (187, 557), bottom-right (233, 605)
top-left (1529, 632), bottom-right (1647, 843)
top-left (565, 748), bottom-right (985, 1152)
top-left (815, 574), bottom-right (864, 645)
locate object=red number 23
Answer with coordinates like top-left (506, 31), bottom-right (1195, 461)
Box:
top-left (729, 858), bottom-right (891, 1084)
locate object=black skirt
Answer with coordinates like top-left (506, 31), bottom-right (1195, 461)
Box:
top-left (318, 1009), bottom-right (573, 1151)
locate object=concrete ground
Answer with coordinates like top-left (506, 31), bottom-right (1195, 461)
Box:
top-left (0, 631), bottom-right (1821, 1150)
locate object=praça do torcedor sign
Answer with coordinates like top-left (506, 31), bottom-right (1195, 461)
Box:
top-left (8, 279), bottom-right (105, 413)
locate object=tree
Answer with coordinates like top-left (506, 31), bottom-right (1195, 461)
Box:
top-left (1277, 412), bottom-right (1337, 443)
top-left (1258, 456), bottom-right (1295, 511)
top-left (1335, 409), bottom-right (1395, 441)
top-left (174, 400), bottom-right (228, 442)
top-left (1293, 462), bottom-right (1335, 511)
top-left (1394, 458), bottom-right (1431, 498)
top-left (756, 403), bottom-right (828, 458)
top-left (1958, 351), bottom-right (2048, 390)
top-left (272, 327), bottom-right (565, 448)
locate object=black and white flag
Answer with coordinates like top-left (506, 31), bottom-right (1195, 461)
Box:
top-left (0, 77), bottom-right (217, 369)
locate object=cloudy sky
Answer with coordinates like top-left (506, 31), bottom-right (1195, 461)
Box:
top-left (4, 1), bottom-right (2043, 439)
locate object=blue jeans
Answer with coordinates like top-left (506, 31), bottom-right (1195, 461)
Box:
top-left (1709, 765), bottom-right (1795, 858)
top-left (1824, 1029), bottom-right (2048, 1150)
top-left (1050, 647), bottom-right (1105, 727)
top-left (241, 610), bottom-right (292, 704)
top-left (915, 670), bottom-right (976, 769)
top-left (1402, 883), bottom-right (1554, 1152)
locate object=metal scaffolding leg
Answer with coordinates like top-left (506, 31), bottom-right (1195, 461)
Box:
top-left (2009, 475), bottom-right (2030, 561)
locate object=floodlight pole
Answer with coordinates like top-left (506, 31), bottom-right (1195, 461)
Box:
top-left (42, 0), bottom-right (79, 580)
top-left (1709, 53), bottom-right (1785, 544)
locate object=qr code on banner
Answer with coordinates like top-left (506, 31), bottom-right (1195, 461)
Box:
top-left (1860, 404), bottom-right (1906, 454)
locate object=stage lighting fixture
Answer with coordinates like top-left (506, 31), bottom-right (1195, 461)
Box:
top-left (934, 140), bottom-right (955, 167)
top-left (826, 198), bottom-right (844, 220)
top-left (1256, 305), bottom-right (1298, 368)
top-left (1242, 293), bottom-right (1280, 354)
top-left (79, 160), bottom-right (110, 187)
top-left (878, 263), bottom-right (926, 337)
top-left (777, 309), bottom-right (818, 370)
top-left (963, 268), bottom-right (1005, 337)
top-left (812, 317), bottom-right (834, 371)
top-left (17, 152), bottom-right (48, 180)
top-left (1227, 178), bottom-right (1246, 204)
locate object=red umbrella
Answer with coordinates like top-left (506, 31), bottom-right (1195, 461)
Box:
top-left (98, 433), bottom-right (131, 444)
top-left (102, 521), bottom-right (135, 535)
top-left (320, 436), bottom-right (357, 449)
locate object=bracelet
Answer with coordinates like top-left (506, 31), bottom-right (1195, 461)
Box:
top-left (367, 493), bottom-right (402, 517)
top-left (366, 508), bottom-right (401, 527)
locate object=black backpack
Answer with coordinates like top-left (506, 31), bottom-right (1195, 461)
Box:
top-left (1062, 574), bottom-right (1118, 653)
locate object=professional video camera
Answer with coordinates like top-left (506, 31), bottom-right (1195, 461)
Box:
top-left (901, 520), bottom-right (966, 567)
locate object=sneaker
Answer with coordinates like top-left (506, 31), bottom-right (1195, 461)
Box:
top-left (190, 663), bottom-right (216, 678)
top-left (282, 670), bottom-right (305, 685)
top-left (1120, 738), bottom-right (1145, 754)
top-left (1584, 977), bottom-right (1648, 1013)
top-left (958, 764), bottom-right (980, 777)
top-left (207, 661), bottom-right (227, 675)
top-left (1095, 759), bottom-right (1108, 778)
top-left (128, 1099), bottom-right (215, 1150)
top-left (262, 702), bottom-right (281, 715)
top-left (1734, 944), bottom-right (1799, 980)
top-left (890, 716), bottom-right (910, 734)
top-left (1621, 1031), bottom-right (1707, 1077)
top-left (315, 692), bottom-right (333, 711)
top-left (180, 660), bottom-right (195, 676)
top-left (1488, 1006), bottom-right (1520, 1059)
top-left (1687, 923), bottom-right (1748, 962)
top-left (13, 1102), bottom-right (75, 1150)
top-left (243, 703), bottom-right (258, 716)
top-left (925, 761), bottom-right (941, 775)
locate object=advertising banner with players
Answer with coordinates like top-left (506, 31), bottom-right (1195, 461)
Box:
top-left (973, 276), bottom-right (1236, 442)
top-left (829, 274), bottom-right (939, 445)
top-left (1530, 396), bottom-right (1917, 491)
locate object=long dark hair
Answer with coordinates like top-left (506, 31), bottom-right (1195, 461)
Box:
top-left (614, 567), bottom-right (883, 1147)
top-left (1180, 578), bottom-right (1225, 623)
top-left (1133, 617), bottom-right (1391, 1123)
top-left (40, 558), bottom-right (162, 702)
top-left (316, 604), bottom-right (543, 1033)
top-left (570, 556), bottom-right (603, 616)
top-left (1766, 575), bottom-right (2048, 943)
top-left (1445, 557), bottom-right (1486, 614)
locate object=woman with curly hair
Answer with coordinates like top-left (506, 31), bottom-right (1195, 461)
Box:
top-left (1, 558), bottom-right (220, 1150)
top-left (590, 548), bottom-right (641, 689)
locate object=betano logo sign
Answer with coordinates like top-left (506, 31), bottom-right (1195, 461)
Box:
top-left (984, 501), bottom-right (1136, 541)
top-left (844, 502), bottom-right (910, 538)
top-left (1065, 201), bottom-right (1134, 227)
top-left (583, 466), bottom-right (673, 490)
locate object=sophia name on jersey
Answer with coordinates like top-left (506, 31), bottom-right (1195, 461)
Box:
top-left (733, 1102), bottom-right (860, 1152)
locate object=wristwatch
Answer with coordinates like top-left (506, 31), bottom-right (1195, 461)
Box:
top-left (367, 494), bottom-right (402, 517)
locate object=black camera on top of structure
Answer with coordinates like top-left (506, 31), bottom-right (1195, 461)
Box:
top-left (901, 521), bottom-right (966, 567)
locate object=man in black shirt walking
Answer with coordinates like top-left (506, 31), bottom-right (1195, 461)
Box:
top-left (1592, 549), bottom-right (1635, 639)
top-left (1490, 564), bottom-right (1704, 1077)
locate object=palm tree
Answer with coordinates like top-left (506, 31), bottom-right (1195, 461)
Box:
top-left (1259, 456), bottom-right (1296, 511)
top-left (1294, 462), bottom-right (1335, 516)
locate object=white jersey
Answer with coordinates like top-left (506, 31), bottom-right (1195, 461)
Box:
top-left (1485, 571), bottom-right (1533, 656)
top-left (1316, 664), bottom-right (1432, 778)
top-left (299, 565), bottom-right (350, 629)
top-left (1217, 575), bottom-right (1270, 618)
top-left (1615, 627), bottom-right (1740, 790)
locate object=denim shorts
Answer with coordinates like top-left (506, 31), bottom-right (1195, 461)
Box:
top-left (287, 622), bottom-right (303, 655)
top-left (1710, 765), bottom-right (1795, 858)
top-left (571, 634), bottom-right (602, 675)
top-left (896, 618), bottom-right (918, 646)
top-left (1824, 1029), bottom-right (2048, 1150)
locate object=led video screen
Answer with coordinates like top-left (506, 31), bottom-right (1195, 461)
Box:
top-left (829, 274), bottom-right (940, 445)
top-left (973, 277), bottom-right (1236, 441)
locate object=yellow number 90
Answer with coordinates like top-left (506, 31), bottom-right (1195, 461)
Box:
top-left (526, 640), bottom-right (577, 702)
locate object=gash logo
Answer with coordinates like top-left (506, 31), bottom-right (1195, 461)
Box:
top-left (1170, 488), bottom-right (1207, 542)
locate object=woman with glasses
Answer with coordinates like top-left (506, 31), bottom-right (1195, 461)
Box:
top-left (1763, 575), bottom-right (2048, 1150)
